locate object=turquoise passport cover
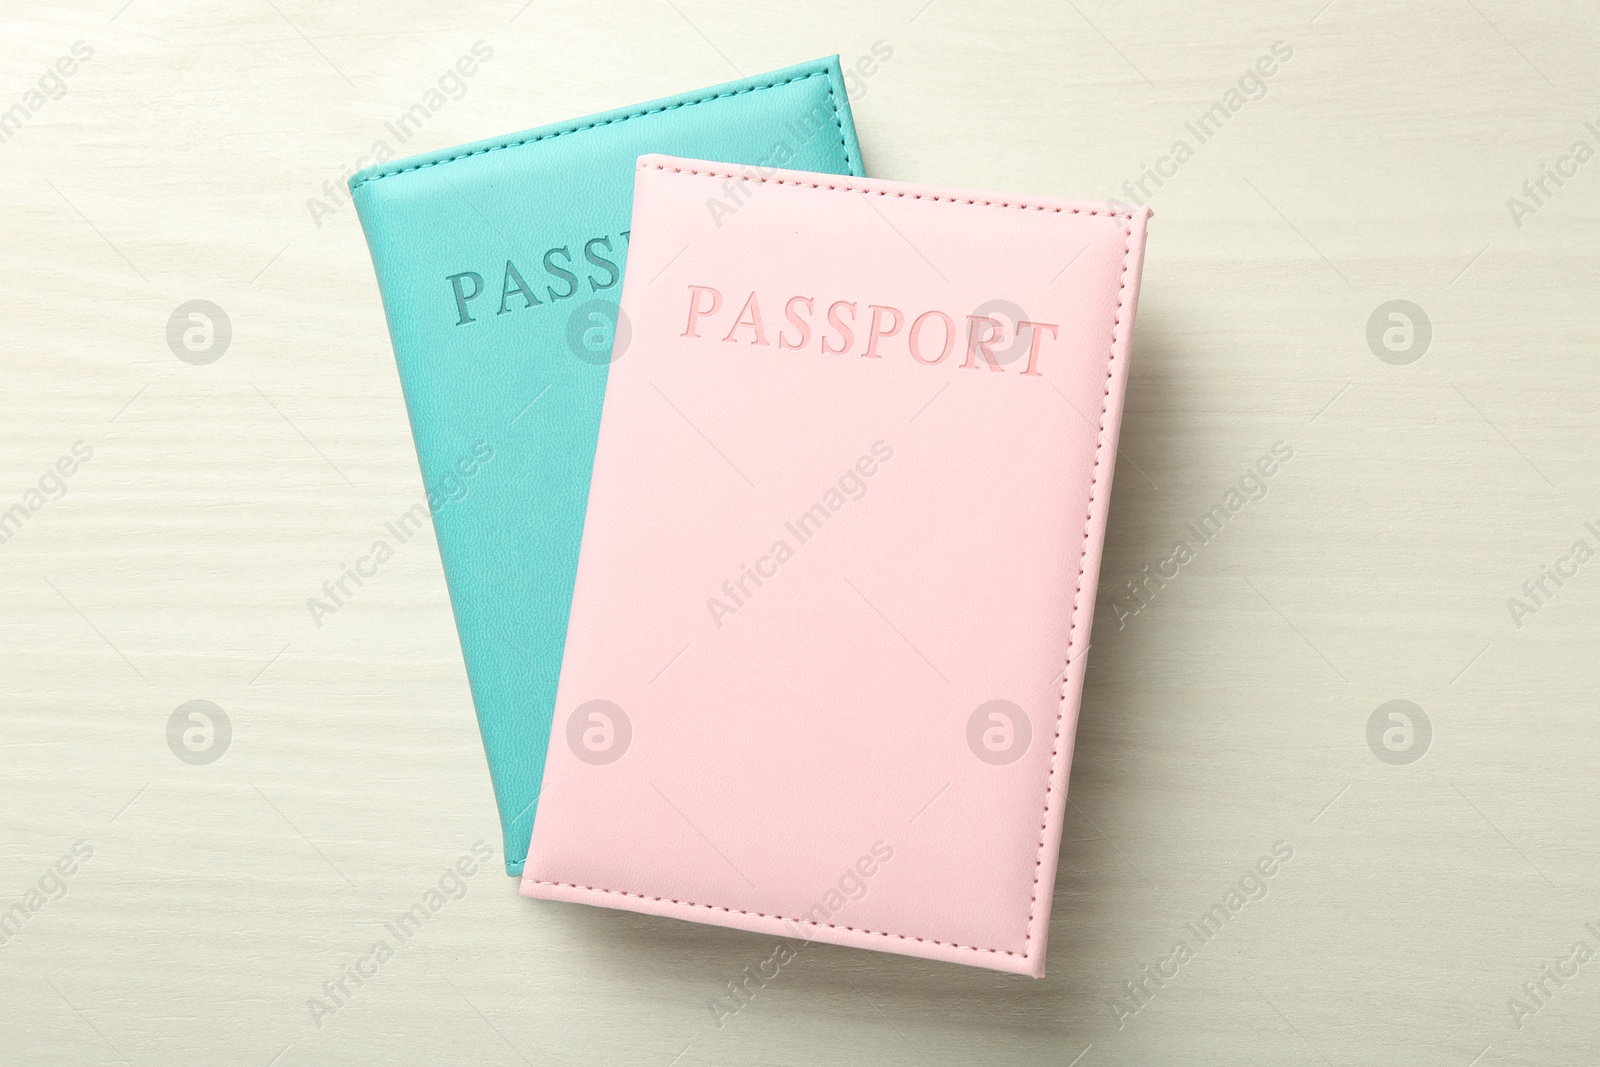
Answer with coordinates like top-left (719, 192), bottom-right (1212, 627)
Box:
top-left (349, 58), bottom-right (864, 874)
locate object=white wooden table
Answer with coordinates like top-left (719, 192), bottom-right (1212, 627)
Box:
top-left (2, 1), bottom-right (1595, 1063)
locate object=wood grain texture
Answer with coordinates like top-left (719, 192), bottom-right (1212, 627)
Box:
top-left (1, 1), bottom-right (1595, 1063)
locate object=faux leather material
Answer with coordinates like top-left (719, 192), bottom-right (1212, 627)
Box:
top-left (349, 62), bottom-right (864, 875)
top-left (522, 156), bottom-right (1152, 974)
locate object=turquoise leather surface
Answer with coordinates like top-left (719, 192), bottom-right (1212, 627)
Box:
top-left (349, 58), bottom-right (864, 874)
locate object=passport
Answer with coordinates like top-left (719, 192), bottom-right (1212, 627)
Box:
top-left (522, 156), bottom-right (1151, 973)
top-left (349, 60), bottom-right (864, 874)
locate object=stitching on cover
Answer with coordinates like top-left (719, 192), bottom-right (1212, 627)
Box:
top-left (636, 162), bottom-right (1136, 219)
top-left (818, 80), bottom-right (854, 174)
top-left (348, 68), bottom-right (853, 192)
top-left (529, 880), bottom-right (1021, 955)
top-left (1020, 203), bottom-right (1135, 959)
top-left (531, 163), bottom-right (1140, 961)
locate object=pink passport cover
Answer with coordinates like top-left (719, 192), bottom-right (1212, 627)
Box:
top-left (521, 155), bottom-right (1152, 976)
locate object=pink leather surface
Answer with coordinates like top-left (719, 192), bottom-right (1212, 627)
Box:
top-left (521, 154), bottom-right (1151, 975)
